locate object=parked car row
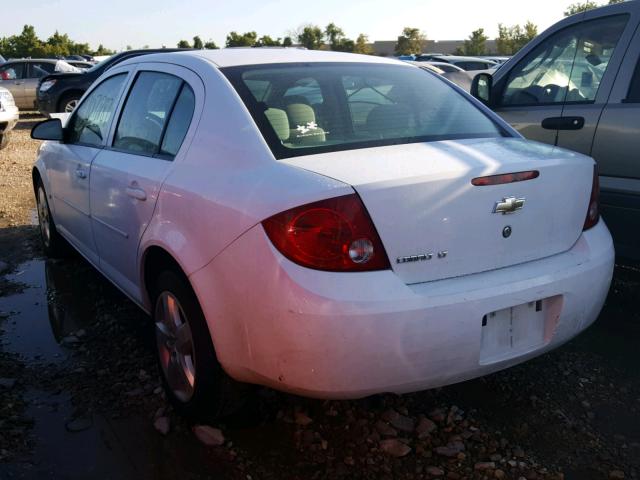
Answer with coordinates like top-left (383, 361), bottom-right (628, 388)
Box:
top-left (0, 59), bottom-right (81, 110)
top-left (469, 0), bottom-right (640, 261)
top-left (31, 47), bottom-right (613, 420)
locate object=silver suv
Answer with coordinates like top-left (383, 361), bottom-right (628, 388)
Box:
top-left (471, 1), bottom-right (640, 261)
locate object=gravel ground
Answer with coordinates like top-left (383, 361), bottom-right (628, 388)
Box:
top-left (0, 114), bottom-right (638, 480)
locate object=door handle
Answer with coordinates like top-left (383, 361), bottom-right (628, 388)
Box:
top-left (75, 169), bottom-right (87, 179)
top-left (125, 186), bottom-right (147, 201)
top-left (541, 116), bottom-right (585, 130)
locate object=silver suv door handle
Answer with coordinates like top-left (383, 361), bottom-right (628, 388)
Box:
top-left (126, 186), bottom-right (147, 201)
top-left (75, 169), bottom-right (87, 179)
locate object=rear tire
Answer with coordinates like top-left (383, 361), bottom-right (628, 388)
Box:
top-left (35, 181), bottom-right (68, 258)
top-left (152, 269), bottom-right (248, 421)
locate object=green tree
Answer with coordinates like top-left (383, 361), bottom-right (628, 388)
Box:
top-left (11, 25), bottom-right (45, 58)
top-left (177, 39), bottom-right (191, 48)
top-left (297, 25), bottom-right (324, 50)
top-left (394, 27), bottom-right (426, 56)
top-left (226, 31), bottom-right (258, 47)
top-left (193, 36), bottom-right (204, 49)
top-left (94, 44), bottom-right (115, 55)
top-left (204, 40), bottom-right (218, 49)
top-left (564, 1), bottom-right (600, 16)
top-left (496, 21), bottom-right (538, 55)
top-left (353, 34), bottom-right (373, 55)
top-left (282, 36), bottom-right (293, 47)
top-left (458, 28), bottom-right (488, 56)
top-left (324, 23), bottom-right (354, 52)
top-left (256, 35), bottom-right (282, 47)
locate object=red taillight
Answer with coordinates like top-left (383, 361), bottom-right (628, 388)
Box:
top-left (583, 165), bottom-right (600, 230)
top-left (471, 170), bottom-right (539, 186)
top-left (262, 194), bottom-right (391, 272)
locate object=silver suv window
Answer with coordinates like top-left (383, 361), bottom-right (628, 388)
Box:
top-left (223, 63), bottom-right (505, 159)
top-left (502, 15), bottom-right (628, 106)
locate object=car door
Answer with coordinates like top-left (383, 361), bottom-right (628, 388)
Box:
top-left (89, 64), bottom-right (201, 301)
top-left (25, 61), bottom-right (56, 109)
top-left (46, 72), bottom-right (129, 265)
top-left (0, 62), bottom-right (27, 109)
top-left (492, 15), bottom-right (628, 146)
top-left (590, 25), bottom-right (640, 260)
top-left (555, 12), bottom-right (635, 155)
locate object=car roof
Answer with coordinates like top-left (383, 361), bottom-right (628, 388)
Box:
top-left (119, 48), bottom-right (406, 69)
top-left (438, 56), bottom-right (497, 64)
top-left (4, 58), bottom-right (60, 64)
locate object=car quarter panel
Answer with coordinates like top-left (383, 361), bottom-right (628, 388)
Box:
top-left (138, 60), bottom-right (352, 303)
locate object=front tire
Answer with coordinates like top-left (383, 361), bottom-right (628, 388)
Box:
top-left (153, 270), bottom-right (247, 421)
top-left (59, 93), bottom-right (80, 113)
top-left (35, 181), bottom-right (68, 257)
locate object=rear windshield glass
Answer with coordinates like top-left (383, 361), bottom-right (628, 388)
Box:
top-left (222, 62), bottom-right (506, 159)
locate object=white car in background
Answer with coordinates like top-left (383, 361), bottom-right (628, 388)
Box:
top-left (0, 87), bottom-right (18, 149)
top-left (31, 49), bottom-right (614, 419)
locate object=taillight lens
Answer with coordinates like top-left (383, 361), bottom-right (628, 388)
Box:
top-left (262, 194), bottom-right (390, 272)
top-left (583, 165), bottom-right (600, 230)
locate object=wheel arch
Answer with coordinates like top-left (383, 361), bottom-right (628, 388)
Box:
top-left (57, 89), bottom-right (85, 112)
top-left (140, 244), bottom-right (192, 311)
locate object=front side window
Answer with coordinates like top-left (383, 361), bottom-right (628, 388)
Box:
top-left (66, 73), bottom-right (127, 146)
top-left (0, 63), bottom-right (25, 80)
top-left (502, 15), bottom-right (628, 106)
top-left (113, 71), bottom-right (183, 155)
top-left (223, 63), bottom-right (505, 159)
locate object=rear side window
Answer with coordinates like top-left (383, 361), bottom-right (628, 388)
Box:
top-left (67, 73), bottom-right (127, 146)
top-left (160, 85), bottom-right (195, 157)
top-left (30, 62), bottom-right (55, 78)
top-left (627, 56), bottom-right (640, 102)
top-left (113, 72), bottom-right (183, 155)
top-left (223, 62), bottom-right (505, 159)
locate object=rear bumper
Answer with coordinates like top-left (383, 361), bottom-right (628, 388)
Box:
top-left (190, 220), bottom-right (614, 399)
top-left (0, 107), bottom-right (19, 133)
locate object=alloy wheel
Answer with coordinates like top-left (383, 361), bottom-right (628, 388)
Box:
top-left (64, 99), bottom-right (78, 113)
top-left (37, 187), bottom-right (51, 247)
top-left (155, 291), bottom-right (196, 402)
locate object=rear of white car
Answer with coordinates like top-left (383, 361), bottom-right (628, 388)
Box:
top-left (31, 50), bottom-right (614, 416)
top-left (187, 57), bottom-right (613, 398)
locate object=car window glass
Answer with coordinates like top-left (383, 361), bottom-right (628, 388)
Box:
top-left (627, 55), bottom-right (640, 102)
top-left (502, 15), bottom-right (628, 106)
top-left (0, 63), bottom-right (24, 80)
top-left (160, 84), bottom-right (195, 157)
top-left (30, 62), bottom-right (55, 78)
top-left (66, 73), bottom-right (127, 146)
top-left (113, 71), bottom-right (183, 155)
top-left (226, 63), bottom-right (504, 159)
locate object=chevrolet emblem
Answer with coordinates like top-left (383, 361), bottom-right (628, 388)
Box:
top-left (493, 196), bottom-right (525, 214)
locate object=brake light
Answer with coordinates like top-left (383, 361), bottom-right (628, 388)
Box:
top-left (262, 194), bottom-right (390, 272)
top-left (472, 170), bottom-right (539, 186)
top-left (583, 165), bottom-right (600, 230)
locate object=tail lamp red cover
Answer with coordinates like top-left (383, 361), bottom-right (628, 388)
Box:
top-left (583, 165), bottom-right (600, 230)
top-left (262, 194), bottom-right (390, 272)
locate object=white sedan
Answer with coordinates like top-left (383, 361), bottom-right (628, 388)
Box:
top-left (31, 49), bottom-right (614, 419)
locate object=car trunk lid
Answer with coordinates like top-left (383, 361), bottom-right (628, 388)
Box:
top-left (282, 138), bottom-right (594, 284)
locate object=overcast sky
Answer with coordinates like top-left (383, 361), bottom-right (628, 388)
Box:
top-left (2, 0), bottom-right (604, 50)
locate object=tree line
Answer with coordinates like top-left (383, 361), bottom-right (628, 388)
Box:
top-left (176, 24), bottom-right (373, 54)
top-left (1, 1), bottom-right (628, 61)
top-left (0, 25), bottom-right (114, 59)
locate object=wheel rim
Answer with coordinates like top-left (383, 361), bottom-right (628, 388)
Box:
top-left (155, 292), bottom-right (196, 402)
top-left (64, 99), bottom-right (78, 112)
top-left (37, 188), bottom-right (51, 247)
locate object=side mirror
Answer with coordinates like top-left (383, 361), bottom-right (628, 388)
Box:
top-left (471, 73), bottom-right (493, 106)
top-left (31, 118), bottom-right (64, 142)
